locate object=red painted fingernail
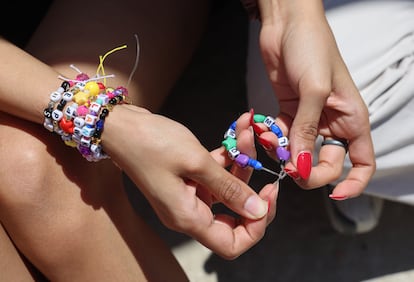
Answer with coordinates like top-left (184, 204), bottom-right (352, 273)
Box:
top-left (284, 168), bottom-right (300, 179)
top-left (249, 108), bottom-right (255, 125)
top-left (249, 108), bottom-right (265, 135)
top-left (257, 136), bottom-right (273, 150)
top-left (252, 123), bottom-right (265, 135)
top-left (297, 151), bottom-right (312, 180)
top-left (329, 194), bottom-right (348, 201)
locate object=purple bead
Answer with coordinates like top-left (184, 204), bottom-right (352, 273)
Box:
top-left (78, 145), bottom-right (91, 156)
top-left (276, 146), bottom-right (290, 161)
top-left (235, 154), bottom-right (249, 168)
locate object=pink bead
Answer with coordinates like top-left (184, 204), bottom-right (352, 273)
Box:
top-left (77, 105), bottom-right (89, 116)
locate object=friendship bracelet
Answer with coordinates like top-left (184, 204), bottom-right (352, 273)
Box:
top-left (222, 110), bottom-right (290, 182)
top-left (43, 38), bottom-right (139, 162)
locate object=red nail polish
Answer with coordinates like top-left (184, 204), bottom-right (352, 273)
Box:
top-left (284, 168), bottom-right (300, 179)
top-left (257, 136), bottom-right (273, 150)
top-left (249, 108), bottom-right (265, 135)
top-left (297, 152), bottom-right (312, 180)
top-left (252, 123), bottom-right (265, 135)
top-left (329, 194), bottom-right (348, 201)
top-left (249, 108), bottom-right (255, 125)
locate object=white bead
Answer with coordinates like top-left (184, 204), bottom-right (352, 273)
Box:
top-left (224, 128), bottom-right (236, 139)
top-left (72, 133), bottom-right (81, 143)
top-left (263, 116), bottom-right (275, 128)
top-left (75, 81), bottom-right (86, 90)
top-left (73, 127), bottom-right (83, 137)
top-left (62, 91), bottom-right (74, 101)
top-left (73, 117), bottom-right (85, 128)
top-left (52, 109), bottom-right (63, 121)
top-left (80, 136), bottom-right (91, 146)
top-left (65, 106), bottom-right (77, 119)
top-left (81, 126), bottom-right (95, 137)
top-left (43, 120), bottom-right (54, 132)
top-left (61, 134), bottom-right (72, 141)
top-left (97, 94), bottom-right (109, 105)
top-left (278, 136), bottom-right (289, 147)
top-left (50, 91), bottom-right (62, 102)
top-left (84, 114), bottom-right (97, 126)
top-left (56, 86), bottom-right (65, 93)
top-left (89, 102), bottom-right (101, 114)
top-left (228, 147), bottom-right (240, 160)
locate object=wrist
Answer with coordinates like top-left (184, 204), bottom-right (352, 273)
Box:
top-left (100, 103), bottom-right (150, 165)
top-left (257, 0), bottom-right (325, 25)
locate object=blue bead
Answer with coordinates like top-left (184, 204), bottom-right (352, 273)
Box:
top-left (270, 124), bottom-right (283, 138)
top-left (230, 121), bottom-right (237, 130)
top-left (247, 158), bottom-right (263, 170)
top-left (96, 119), bottom-right (104, 130)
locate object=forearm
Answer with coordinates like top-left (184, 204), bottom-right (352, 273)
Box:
top-left (0, 38), bottom-right (61, 124)
top-left (257, 0), bottom-right (325, 25)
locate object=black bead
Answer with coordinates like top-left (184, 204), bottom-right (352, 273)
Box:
top-left (61, 81), bottom-right (70, 91)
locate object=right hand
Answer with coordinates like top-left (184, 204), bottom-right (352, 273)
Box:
top-left (103, 104), bottom-right (278, 259)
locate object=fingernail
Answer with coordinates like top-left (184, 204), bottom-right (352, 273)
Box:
top-left (329, 194), bottom-right (348, 201)
top-left (297, 151), bottom-right (312, 180)
top-left (284, 168), bottom-right (300, 179)
top-left (244, 195), bottom-right (268, 219)
top-left (257, 136), bottom-right (273, 150)
top-left (249, 109), bottom-right (265, 135)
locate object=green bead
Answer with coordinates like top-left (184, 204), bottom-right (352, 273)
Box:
top-left (253, 114), bottom-right (266, 123)
top-left (222, 137), bottom-right (237, 151)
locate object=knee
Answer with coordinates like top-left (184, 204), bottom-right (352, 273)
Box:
top-left (0, 115), bottom-right (54, 203)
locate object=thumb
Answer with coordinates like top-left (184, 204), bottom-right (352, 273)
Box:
top-left (194, 156), bottom-right (269, 220)
top-left (286, 93), bottom-right (325, 180)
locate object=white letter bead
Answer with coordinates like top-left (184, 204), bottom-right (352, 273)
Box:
top-left (89, 102), bottom-right (101, 114)
top-left (90, 143), bottom-right (102, 153)
top-left (278, 136), bottom-right (289, 147)
top-left (75, 81), bottom-right (86, 90)
top-left (80, 136), bottom-right (91, 147)
top-left (97, 94), bottom-right (109, 105)
top-left (84, 114), bottom-right (98, 126)
top-left (224, 129), bottom-right (236, 139)
top-left (263, 116), bottom-right (275, 128)
top-left (52, 109), bottom-right (63, 121)
top-left (73, 117), bottom-right (85, 127)
top-left (81, 126), bottom-right (95, 137)
top-left (62, 91), bottom-right (74, 101)
top-left (64, 106), bottom-right (77, 118)
top-left (228, 147), bottom-right (240, 160)
top-left (50, 91), bottom-right (62, 102)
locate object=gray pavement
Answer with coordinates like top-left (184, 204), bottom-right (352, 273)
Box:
top-left (126, 1), bottom-right (414, 281)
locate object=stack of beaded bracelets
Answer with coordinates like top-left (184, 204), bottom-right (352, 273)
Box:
top-left (43, 73), bottom-right (128, 162)
top-left (222, 112), bottom-right (290, 180)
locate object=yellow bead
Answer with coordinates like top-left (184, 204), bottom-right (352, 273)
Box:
top-left (64, 140), bottom-right (77, 148)
top-left (84, 81), bottom-right (100, 97)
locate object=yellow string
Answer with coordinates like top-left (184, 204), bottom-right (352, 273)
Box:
top-left (96, 44), bottom-right (127, 85)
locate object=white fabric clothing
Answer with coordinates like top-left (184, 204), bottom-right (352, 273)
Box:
top-left (246, 0), bottom-right (414, 204)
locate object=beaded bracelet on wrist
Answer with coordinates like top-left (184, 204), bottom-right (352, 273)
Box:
top-left (44, 72), bottom-right (129, 162)
top-left (43, 40), bottom-right (138, 162)
top-left (222, 110), bottom-right (290, 182)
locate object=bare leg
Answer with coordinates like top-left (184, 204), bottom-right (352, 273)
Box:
top-left (0, 111), bottom-right (188, 281)
top-left (0, 222), bottom-right (46, 281)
